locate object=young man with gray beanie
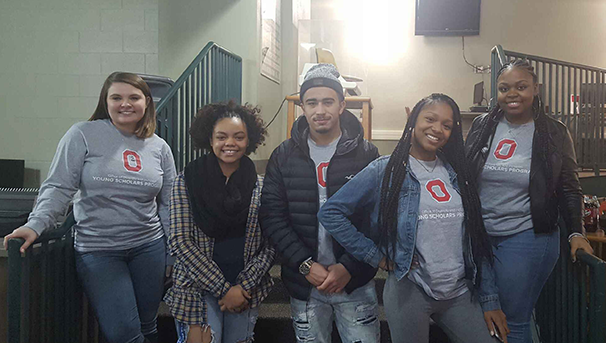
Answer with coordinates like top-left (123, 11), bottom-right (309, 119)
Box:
top-left (260, 64), bottom-right (381, 342)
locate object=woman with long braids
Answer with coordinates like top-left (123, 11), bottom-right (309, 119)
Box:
top-left (319, 93), bottom-right (508, 342)
top-left (465, 60), bottom-right (594, 343)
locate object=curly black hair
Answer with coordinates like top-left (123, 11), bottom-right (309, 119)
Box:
top-left (190, 100), bottom-right (267, 155)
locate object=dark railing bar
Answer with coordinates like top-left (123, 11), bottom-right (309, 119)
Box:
top-left (570, 67), bottom-right (580, 142)
top-left (7, 240), bottom-right (22, 343)
top-left (549, 63), bottom-right (553, 116)
top-left (600, 72), bottom-right (604, 166)
top-left (505, 50), bottom-right (606, 73)
top-left (170, 97), bottom-right (178, 169)
top-left (560, 244), bottom-right (567, 342)
top-left (565, 66), bottom-right (571, 126)
top-left (596, 72), bottom-right (601, 167)
top-left (191, 67), bottom-right (198, 160)
top-left (542, 61), bottom-right (549, 111)
top-left (562, 65), bottom-right (568, 124)
top-left (580, 69), bottom-right (585, 166)
top-left (593, 71), bottom-right (599, 168)
top-left (559, 266), bottom-right (564, 340)
top-left (41, 241), bottom-right (49, 342)
top-left (176, 90), bottom-right (182, 170)
top-left (573, 67), bottom-right (583, 161)
top-left (184, 77), bottom-right (190, 166)
top-left (566, 248), bottom-right (573, 343)
top-left (188, 75), bottom-right (192, 164)
top-left (553, 64), bottom-right (562, 120)
top-left (210, 48), bottom-right (216, 102)
top-left (221, 50), bottom-right (226, 100)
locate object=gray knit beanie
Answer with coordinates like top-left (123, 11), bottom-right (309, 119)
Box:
top-left (300, 64), bottom-right (344, 101)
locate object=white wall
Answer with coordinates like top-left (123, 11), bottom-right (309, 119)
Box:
top-left (0, 0), bottom-right (159, 186)
top-left (306, 0), bottom-right (606, 139)
top-left (159, 0), bottom-right (299, 160)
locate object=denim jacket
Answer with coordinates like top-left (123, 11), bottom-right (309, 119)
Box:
top-left (318, 155), bottom-right (501, 311)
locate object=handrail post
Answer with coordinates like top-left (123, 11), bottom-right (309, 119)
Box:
top-left (578, 250), bottom-right (606, 343)
top-left (7, 238), bottom-right (24, 343)
top-left (490, 45), bottom-right (506, 109)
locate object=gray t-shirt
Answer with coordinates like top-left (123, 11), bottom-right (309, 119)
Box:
top-left (407, 156), bottom-right (468, 300)
top-left (308, 136), bottom-right (340, 266)
top-left (479, 117), bottom-right (534, 236)
top-left (25, 119), bottom-right (176, 252)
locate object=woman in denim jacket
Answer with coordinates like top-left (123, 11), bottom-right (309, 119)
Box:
top-left (318, 94), bottom-right (508, 343)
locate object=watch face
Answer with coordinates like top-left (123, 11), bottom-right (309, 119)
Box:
top-left (300, 260), bottom-right (312, 275)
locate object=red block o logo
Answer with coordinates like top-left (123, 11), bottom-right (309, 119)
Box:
top-left (317, 162), bottom-right (329, 188)
top-left (426, 179), bottom-right (451, 203)
top-left (494, 139), bottom-right (517, 160)
top-left (123, 150), bottom-right (142, 172)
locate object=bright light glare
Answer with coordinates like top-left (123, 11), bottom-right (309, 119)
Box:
top-left (340, 0), bottom-right (409, 65)
top-left (262, 0), bottom-right (277, 21)
top-left (300, 43), bottom-right (316, 50)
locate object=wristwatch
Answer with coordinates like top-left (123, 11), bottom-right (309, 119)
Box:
top-left (299, 257), bottom-right (314, 275)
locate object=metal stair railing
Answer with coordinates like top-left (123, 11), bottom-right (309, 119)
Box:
top-left (534, 226), bottom-right (606, 343)
top-left (155, 41), bottom-right (243, 172)
top-left (490, 45), bottom-right (606, 174)
top-left (7, 212), bottom-right (103, 343)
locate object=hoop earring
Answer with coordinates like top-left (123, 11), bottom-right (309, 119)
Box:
top-left (533, 97), bottom-right (541, 120)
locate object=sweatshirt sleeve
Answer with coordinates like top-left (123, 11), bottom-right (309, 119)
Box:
top-left (25, 125), bottom-right (87, 236)
top-left (158, 142), bottom-right (177, 264)
top-left (157, 143), bottom-right (176, 238)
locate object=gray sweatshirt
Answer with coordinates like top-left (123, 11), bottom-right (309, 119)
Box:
top-left (25, 119), bottom-right (176, 252)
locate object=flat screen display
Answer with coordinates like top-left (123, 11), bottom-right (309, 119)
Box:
top-left (415, 0), bottom-right (481, 36)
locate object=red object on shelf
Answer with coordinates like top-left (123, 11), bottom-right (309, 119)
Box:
top-left (584, 195), bottom-right (601, 232)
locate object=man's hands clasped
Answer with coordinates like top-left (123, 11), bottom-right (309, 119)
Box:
top-left (305, 262), bottom-right (352, 294)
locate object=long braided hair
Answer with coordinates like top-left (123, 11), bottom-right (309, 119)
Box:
top-left (466, 60), bottom-right (553, 192)
top-left (377, 93), bottom-right (493, 288)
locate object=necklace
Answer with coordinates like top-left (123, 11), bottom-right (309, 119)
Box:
top-left (410, 156), bottom-right (438, 173)
top-left (504, 118), bottom-right (533, 142)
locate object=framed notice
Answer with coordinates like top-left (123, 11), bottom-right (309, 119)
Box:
top-left (261, 0), bottom-right (281, 84)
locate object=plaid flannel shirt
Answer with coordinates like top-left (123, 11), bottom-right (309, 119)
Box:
top-left (164, 173), bottom-right (275, 325)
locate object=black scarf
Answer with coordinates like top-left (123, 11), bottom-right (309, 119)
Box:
top-left (184, 153), bottom-right (257, 240)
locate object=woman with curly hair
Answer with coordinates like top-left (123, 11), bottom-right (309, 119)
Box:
top-left (164, 101), bottom-right (275, 343)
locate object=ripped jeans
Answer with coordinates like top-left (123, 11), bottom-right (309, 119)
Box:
top-left (290, 280), bottom-right (380, 343)
top-left (175, 294), bottom-right (259, 343)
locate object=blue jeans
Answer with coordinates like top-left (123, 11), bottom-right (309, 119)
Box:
top-left (290, 280), bottom-right (380, 343)
top-left (491, 228), bottom-right (559, 343)
top-left (75, 237), bottom-right (166, 343)
top-left (175, 294), bottom-right (259, 343)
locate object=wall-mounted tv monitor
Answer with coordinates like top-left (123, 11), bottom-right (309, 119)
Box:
top-left (415, 0), bottom-right (481, 36)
